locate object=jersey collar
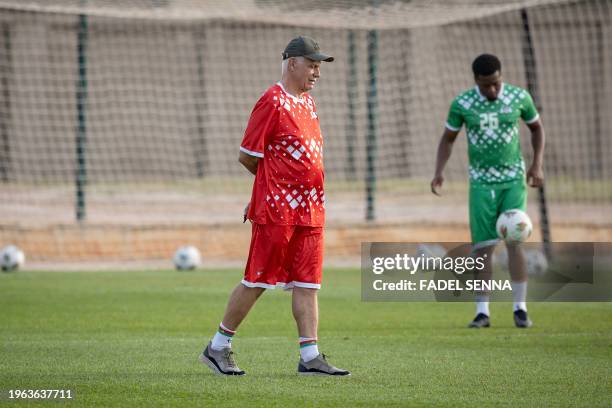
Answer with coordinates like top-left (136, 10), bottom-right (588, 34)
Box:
top-left (277, 81), bottom-right (304, 103)
top-left (475, 82), bottom-right (505, 101)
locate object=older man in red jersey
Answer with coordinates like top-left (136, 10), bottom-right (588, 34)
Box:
top-left (199, 36), bottom-right (350, 377)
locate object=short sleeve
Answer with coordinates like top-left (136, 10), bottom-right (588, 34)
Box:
top-left (521, 90), bottom-right (540, 124)
top-left (240, 97), bottom-right (279, 158)
top-left (445, 99), bottom-right (464, 131)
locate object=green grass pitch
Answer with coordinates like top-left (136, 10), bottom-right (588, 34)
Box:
top-left (1, 268), bottom-right (611, 407)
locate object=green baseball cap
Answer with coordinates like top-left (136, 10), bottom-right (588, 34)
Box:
top-left (282, 36), bottom-right (334, 62)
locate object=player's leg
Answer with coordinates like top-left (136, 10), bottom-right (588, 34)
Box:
top-left (292, 287), bottom-right (319, 360)
top-left (215, 222), bottom-right (284, 343)
top-left (217, 283), bottom-right (266, 343)
top-left (501, 182), bottom-right (532, 327)
top-left (506, 243), bottom-right (529, 324)
top-left (200, 284), bottom-right (263, 376)
top-left (200, 223), bottom-right (289, 375)
top-left (286, 227), bottom-right (321, 361)
top-left (470, 244), bottom-right (495, 327)
top-left (286, 226), bottom-right (350, 376)
top-left (469, 184), bottom-right (500, 328)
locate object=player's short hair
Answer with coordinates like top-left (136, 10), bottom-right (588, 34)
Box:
top-left (281, 56), bottom-right (304, 76)
top-left (472, 54), bottom-right (502, 77)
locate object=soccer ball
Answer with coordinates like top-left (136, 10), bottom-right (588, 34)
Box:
top-left (173, 246), bottom-right (201, 270)
top-left (496, 209), bottom-right (533, 243)
top-left (1, 245), bottom-right (25, 272)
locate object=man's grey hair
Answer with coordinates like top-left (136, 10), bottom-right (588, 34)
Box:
top-left (281, 56), bottom-right (304, 76)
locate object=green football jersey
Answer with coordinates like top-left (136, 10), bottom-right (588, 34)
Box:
top-left (445, 83), bottom-right (539, 186)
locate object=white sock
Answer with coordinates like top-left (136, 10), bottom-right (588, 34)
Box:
top-left (299, 337), bottom-right (319, 362)
top-left (475, 294), bottom-right (490, 316)
top-left (211, 322), bottom-right (235, 351)
top-left (511, 281), bottom-right (527, 312)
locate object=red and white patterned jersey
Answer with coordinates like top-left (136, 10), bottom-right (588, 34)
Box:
top-left (240, 82), bottom-right (325, 226)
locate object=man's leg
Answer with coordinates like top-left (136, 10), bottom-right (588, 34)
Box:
top-left (292, 287), bottom-right (319, 361)
top-left (201, 222), bottom-right (285, 376)
top-left (211, 222), bottom-right (288, 349)
top-left (199, 283), bottom-right (264, 376)
top-left (287, 227), bottom-right (350, 376)
top-left (470, 244), bottom-right (496, 327)
top-left (291, 286), bottom-right (349, 375)
top-left (507, 242), bottom-right (527, 283)
top-left (507, 243), bottom-right (532, 327)
top-left (501, 182), bottom-right (532, 327)
top-left (469, 184), bottom-right (499, 328)
top-left (211, 283), bottom-right (265, 350)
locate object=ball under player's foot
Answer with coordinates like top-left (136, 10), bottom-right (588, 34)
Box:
top-left (513, 309), bottom-right (533, 328)
top-left (297, 353), bottom-right (351, 376)
top-left (199, 342), bottom-right (245, 376)
top-left (468, 313), bottom-right (491, 328)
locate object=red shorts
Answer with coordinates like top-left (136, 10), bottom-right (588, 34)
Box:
top-left (242, 223), bottom-right (323, 290)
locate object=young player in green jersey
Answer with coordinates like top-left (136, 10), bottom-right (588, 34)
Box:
top-left (431, 54), bottom-right (545, 328)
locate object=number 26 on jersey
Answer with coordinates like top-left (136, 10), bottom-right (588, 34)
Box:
top-left (479, 113), bottom-right (498, 130)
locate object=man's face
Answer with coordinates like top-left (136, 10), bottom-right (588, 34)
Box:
top-left (475, 71), bottom-right (502, 101)
top-left (290, 57), bottom-right (321, 92)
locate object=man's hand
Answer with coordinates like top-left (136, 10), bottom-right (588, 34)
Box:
top-left (526, 164), bottom-right (544, 188)
top-left (243, 202), bottom-right (250, 223)
top-left (430, 174), bottom-right (444, 196)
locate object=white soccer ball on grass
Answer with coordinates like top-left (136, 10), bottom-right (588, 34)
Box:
top-left (1, 245), bottom-right (25, 272)
top-left (496, 209), bottom-right (533, 243)
top-left (173, 246), bottom-right (201, 270)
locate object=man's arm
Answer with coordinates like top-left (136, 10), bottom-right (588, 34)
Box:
top-left (431, 128), bottom-right (459, 196)
top-left (525, 120), bottom-right (545, 187)
top-left (238, 151), bottom-right (259, 222)
top-left (239, 151), bottom-right (259, 175)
